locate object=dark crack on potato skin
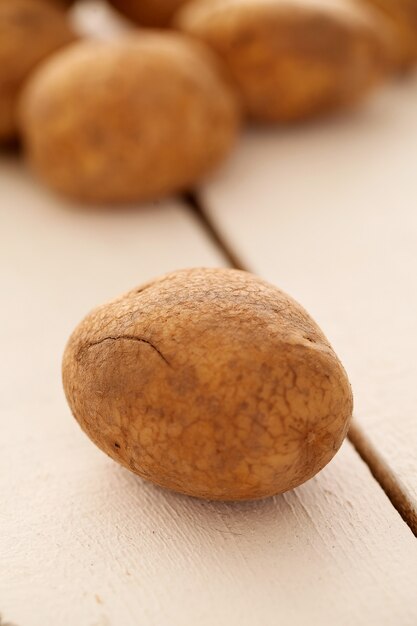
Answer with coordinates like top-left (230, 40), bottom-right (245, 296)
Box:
top-left (80, 335), bottom-right (172, 367)
top-left (62, 268), bottom-right (353, 501)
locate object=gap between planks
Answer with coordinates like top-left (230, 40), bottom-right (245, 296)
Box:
top-left (182, 190), bottom-right (417, 538)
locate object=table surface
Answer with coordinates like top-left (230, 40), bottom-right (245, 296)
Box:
top-left (1, 3), bottom-right (417, 626)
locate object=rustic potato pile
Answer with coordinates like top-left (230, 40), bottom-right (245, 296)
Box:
top-left (1, 0), bottom-right (416, 202)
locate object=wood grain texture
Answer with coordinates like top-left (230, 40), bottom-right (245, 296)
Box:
top-left (199, 75), bottom-right (417, 522)
top-left (1, 158), bottom-right (417, 626)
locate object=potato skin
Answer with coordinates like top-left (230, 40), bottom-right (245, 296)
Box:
top-left (51, 0), bottom-right (74, 5)
top-left (176, 0), bottom-right (389, 122)
top-left (62, 268), bottom-right (353, 501)
top-left (19, 34), bottom-right (240, 203)
top-left (108, 0), bottom-right (189, 27)
top-left (0, 0), bottom-right (75, 142)
top-left (358, 0), bottom-right (417, 68)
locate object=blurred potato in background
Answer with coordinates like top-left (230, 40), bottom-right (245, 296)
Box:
top-left (0, 0), bottom-right (75, 142)
top-left (176, 0), bottom-right (391, 122)
top-left (358, 0), bottom-right (417, 69)
top-left (19, 33), bottom-right (241, 203)
top-left (108, 0), bottom-right (189, 26)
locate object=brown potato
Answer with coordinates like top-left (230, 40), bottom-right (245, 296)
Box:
top-left (358, 0), bottom-right (417, 68)
top-left (62, 268), bottom-right (353, 501)
top-left (52, 0), bottom-right (74, 5)
top-left (19, 34), bottom-right (240, 203)
top-left (108, 0), bottom-right (189, 27)
top-left (176, 0), bottom-right (390, 122)
top-left (0, 0), bottom-right (75, 142)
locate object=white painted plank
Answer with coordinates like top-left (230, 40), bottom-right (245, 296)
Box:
top-left (2, 420), bottom-right (417, 626)
top-left (201, 76), bottom-right (417, 514)
top-left (1, 158), bottom-right (417, 626)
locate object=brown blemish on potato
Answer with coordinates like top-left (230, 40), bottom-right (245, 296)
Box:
top-left (62, 268), bottom-right (353, 501)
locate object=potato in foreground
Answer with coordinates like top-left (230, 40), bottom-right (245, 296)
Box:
top-left (109, 0), bottom-right (189, 27)
top-left (19, 34), bottom-right (240, 203)
top-left (358, 0), bottom-right (417, 69)
top-left (0, 0), bottom-right (75, 142)
top-left (176, 0), bottom-right (390, 122)
top-left (62, 268), bottom-right (353, 501)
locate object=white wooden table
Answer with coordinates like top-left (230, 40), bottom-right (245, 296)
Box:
top-left (1, 3), bottom-right (416, 625)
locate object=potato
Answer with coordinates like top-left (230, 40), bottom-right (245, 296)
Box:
top-left (62, 268), bottom-right (353, 501)
top-left (52, 0), bottom-right (74, 5)
top-left (176, 0), bottom-right (390, 122)
top-left (19, 34), bottom-right (240, 203)
top-left (0, 0), bottom-right (75, 142)
top-left (358, 0), bottom-right (417, 68)
top-left (108, 0), bottom-right (189, 27)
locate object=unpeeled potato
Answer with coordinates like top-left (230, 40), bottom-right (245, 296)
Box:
top-left (0, 0), bottom-right (75, 142)
top-left (19, 33), bottom-right (240, 203)
top-left (62, 268), bottom-right (353, 501)
top-left (176, 0), bottom-right (390, 122)
top-left (108, 0), bottom-right (189, 27)
top-left (358, 0), bottom-right (417, 68)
